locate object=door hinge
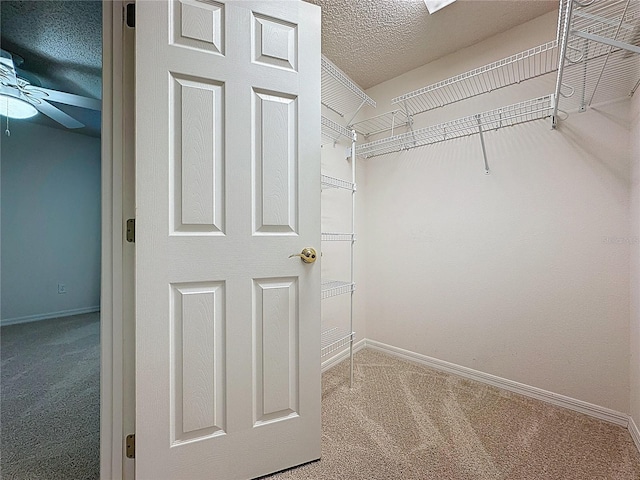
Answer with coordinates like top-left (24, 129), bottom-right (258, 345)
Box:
top-left (125, 3), bottom-right (135, 28)
top-left (126, 434), bottom-right (135, 459)
top-left (126, 218), bottom-right (135, 243)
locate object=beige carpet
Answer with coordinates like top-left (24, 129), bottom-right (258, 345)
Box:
top-left (269, 348), bottom-right (640, 480)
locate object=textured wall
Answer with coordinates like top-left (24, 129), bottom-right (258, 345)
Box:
top-left (630, 78), bottom-right (640, 423)
top-left (1, 122), bottom-right (101, 324)
top-left (361, 11), bottom-right (632, 413)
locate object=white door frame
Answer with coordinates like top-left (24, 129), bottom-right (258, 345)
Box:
top-left (101, 2), bottom-right (134, 479)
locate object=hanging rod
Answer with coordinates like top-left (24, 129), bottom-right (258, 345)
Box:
top-left (391, 41), bottom-right (559, 116)
top-left (357, 95), bottom-right (555, 161)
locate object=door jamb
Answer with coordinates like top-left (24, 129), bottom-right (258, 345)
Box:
top-left (101, 1), bottom-right (129, 478)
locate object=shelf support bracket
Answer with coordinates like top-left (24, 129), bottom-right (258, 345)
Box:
top-left (632, 77), bottom-right (640, 97)
top-left (345, 99), bottom-right (368, 127)
top-left (476, 115), bottom-right (490, 175)
top-left (570, 30), bottom-right (640, 55)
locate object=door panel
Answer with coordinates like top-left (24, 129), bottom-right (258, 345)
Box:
top-left (135, 1), bottom-right (321, 478)
top-left (171, 75), bottom-right (225, 234)
top-left (171, 281), bottom-right (226, 443)
top-left (253, 277), bottom-right (299, 425)
top-left (253, 90), bottom-right (298, 234)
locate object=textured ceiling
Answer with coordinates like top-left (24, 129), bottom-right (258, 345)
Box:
top-left (0, 0), bottom-right (102, 137)
top-left (306, 0), bottom-right (559, 89)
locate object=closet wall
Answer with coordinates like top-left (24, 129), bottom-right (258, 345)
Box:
top-left (360, 11), bottom-right (632, 413)
top-left (631, 79), bottom-right (640, 425)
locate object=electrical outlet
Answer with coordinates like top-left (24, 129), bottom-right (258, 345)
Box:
top-left (58, 283), bottom-right (67, 294)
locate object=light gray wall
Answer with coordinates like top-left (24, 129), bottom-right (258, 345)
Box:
top-left (361, 11), bottom-right (632, 413)
top-left (1, 122), bottom-right (101, 324)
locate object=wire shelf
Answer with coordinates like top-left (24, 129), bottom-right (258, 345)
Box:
top-left (554, 0), bottom-right (640, 118)
top-left (391, 41), bottom-right (559, 116)
top-left (321, 174), bottom-right (355, 191)
top-left (321, 115), bottom-right (352, 143)
top-left (321, 232), bottom-right (356, 241)
top-left (321, 327), bottom-right (354, 357)
top-left (321, 280), bottom-right (356, 299)
top-left (357, 95), bottom-right (555, 159)
top-left (322, 55), bottom-right (376, 118)
top-left (349, 110), bottom-right (410, 138)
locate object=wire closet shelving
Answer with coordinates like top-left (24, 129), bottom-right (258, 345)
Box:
top-left (322, 115), bottom-right (352, 144)
top-left (321, 173), bottom-right (355, 191)
top-left (352, 33), bottom-right (562, 170)
top-left (391, 40), bottom-right (559, 116)
top-left (357, 95), bottom-right (556, 164)
top-left (322, 327), bottom-right (354, 358)
top-left (349, 109), bottom-right (411, 139)
top-left (322, 55), bottom-right (376, 121)
top-left (319, 139), bottom-right (357, 384)
top-left (553, 0), bottom-right (640, 124)
top-left (321, 233), bottom-right (357, 241)
top-left (320, 56), bottom-right (367, 387)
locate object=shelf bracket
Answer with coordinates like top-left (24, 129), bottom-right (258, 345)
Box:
top-left (345, 99), bottom-right (368, 127)
top-left (570, 31), bottom-right (640, 56)
top-left (476, 115), bottom-right (490, 175)
top-left (632, 77), bottom-right (640, 97)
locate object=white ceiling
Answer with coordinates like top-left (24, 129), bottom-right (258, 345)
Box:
top-left (306, 0), bottom-right (559, 89)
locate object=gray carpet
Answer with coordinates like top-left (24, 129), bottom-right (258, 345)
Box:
top-left (270, 348), bottom-right (640, 480)
top-left (1, 313), bottom-right (100, 480)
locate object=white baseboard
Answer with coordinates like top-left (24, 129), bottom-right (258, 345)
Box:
top-left (366, 339), bottom-right (629, 427)
top-left (321, 338), bottom-right (366, 373)
top-left (629, 416), bottom-right (640, 453)
top-left (1, 306), bottom-right (100, 327)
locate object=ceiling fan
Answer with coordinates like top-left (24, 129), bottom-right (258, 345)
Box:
top-left (0, 49), bottom-right (101, 130)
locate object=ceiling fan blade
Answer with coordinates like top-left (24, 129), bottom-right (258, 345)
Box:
top-left (0, 50), bottom-right (18, 85)
top-left (36, 87), bottom-right (101, 111)
top-left (35, 100), bottom-right (85, 129)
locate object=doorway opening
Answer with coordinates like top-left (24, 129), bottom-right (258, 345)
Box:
top-left (0, 1), bottom-right (103, 478)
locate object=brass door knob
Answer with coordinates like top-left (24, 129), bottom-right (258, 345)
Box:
top-left (289, 247), bottom-right (317, 264)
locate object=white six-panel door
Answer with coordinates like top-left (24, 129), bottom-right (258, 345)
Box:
top-left (135, 1), bottom-right (321, 478)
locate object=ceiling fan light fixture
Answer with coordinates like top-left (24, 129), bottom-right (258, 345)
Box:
top-left (424, 0), bottom-right (457, 14)
top-left (0, 92), bottom-right (38, 119)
